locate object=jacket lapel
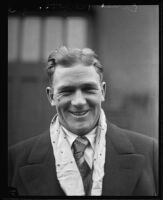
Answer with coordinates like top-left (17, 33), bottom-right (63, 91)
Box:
top-left (19, 131), bottom-right (65, 196)
top-left (102, 123), bottom-right (145, 196)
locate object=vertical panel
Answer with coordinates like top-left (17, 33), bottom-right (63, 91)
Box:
top-left (95, 5), bottom-right (158, 138)
top-left (43, 17), bottom-right (63, 61)
top-left (8, 17), bottom-right (20, 62)
top-left (21, 17), bottom-right (41, 62)
top-left (66, 17), bottom-right (87, 48)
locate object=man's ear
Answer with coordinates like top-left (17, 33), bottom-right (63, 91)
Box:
top-left (46, 87), bottom-right (56, 106)
top-left (101, 82), bottom-right (106, 102)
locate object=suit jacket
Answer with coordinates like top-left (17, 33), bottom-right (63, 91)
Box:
top-left (8, 122), bottom-right (158, 196)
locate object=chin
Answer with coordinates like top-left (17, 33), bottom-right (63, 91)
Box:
top-left (72, 125), bottom-right (93, 136)
top-left (73, 130), bottom-right (89, 136)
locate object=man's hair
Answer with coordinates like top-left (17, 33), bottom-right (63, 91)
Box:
top-left (46, 46), bottom-right (103, 85)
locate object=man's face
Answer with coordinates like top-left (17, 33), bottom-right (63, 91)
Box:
top-left (47, 64), bottom-right (106, 136)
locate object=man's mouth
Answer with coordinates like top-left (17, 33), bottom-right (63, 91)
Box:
top-left (69, 110), bottom-right (89, 117)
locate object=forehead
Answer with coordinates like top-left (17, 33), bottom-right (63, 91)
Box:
top-left (52, 64), bottom-right (101, 88)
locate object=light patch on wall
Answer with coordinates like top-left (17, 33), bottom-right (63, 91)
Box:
top-left (43, 17), bottom-right (63, 61)
top-left (8, 17), bottom-right (20, 62)
top-left (66, 17), bottom-right (87, 48)
top-left (21, 17), bottom-right (41, 62)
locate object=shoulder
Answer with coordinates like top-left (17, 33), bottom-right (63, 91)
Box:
top-left (8, 130), bottom-right (50, 164)
top-left (108, 122), bottom-right (158, 154)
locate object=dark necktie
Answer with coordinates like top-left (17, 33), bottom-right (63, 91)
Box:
top-left (72, 136), bottom-right (93, 196)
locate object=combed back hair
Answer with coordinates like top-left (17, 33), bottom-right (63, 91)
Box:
top-left (46, 46), bottom-right (103, 85)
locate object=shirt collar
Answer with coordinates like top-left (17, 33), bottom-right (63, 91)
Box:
top-left (61, 125), bottom-right (97, 150)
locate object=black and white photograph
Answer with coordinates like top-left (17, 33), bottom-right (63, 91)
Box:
top-left (7, 2), bottom-right (159, 197)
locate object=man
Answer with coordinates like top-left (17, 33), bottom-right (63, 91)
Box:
top-left (8, 47), bottom-right (158, 196)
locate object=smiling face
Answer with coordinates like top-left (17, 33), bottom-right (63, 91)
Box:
top-left (47, 64), bottom-right (106, 136)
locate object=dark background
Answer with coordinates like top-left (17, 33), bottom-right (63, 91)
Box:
top-left (8, 5), bottom-right (158, 146)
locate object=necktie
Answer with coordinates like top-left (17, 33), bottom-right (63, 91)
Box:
top-left (73, 136), bottom-right (92, 195)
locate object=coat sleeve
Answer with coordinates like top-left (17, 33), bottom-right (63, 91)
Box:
top-left (8, 141), bottom-right (28, 187)
top-left (153, 139), bottom-right (158, 195)
top-left (8, 146), bottom-right (14, 186)
top-left (127, 132), bottom-right (159, 196)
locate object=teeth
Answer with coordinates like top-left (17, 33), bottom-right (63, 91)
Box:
top-left (71, 111), bottom-right (87, 116)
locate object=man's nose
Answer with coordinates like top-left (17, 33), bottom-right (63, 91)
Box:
top-left (71, 90), bottom-right (86, 106)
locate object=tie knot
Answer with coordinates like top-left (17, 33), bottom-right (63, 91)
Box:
top-left (73, 136), bottom-right (89, 154)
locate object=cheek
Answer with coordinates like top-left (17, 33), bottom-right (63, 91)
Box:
top-left (55, 97), bottom-right (71, 112)
top-left (87, 93), bottom-right (103, 107)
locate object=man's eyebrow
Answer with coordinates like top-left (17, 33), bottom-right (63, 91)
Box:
top-left (57, 82), bottom-right (98, 92)
top-left (58, 86), bottom-right (75, 92)
top-left (81, 83), bottom-right (98, 88)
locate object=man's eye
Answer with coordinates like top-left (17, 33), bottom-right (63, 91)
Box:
top-left (84, 88), bottom-right (98, 93)
top-left (60, 91), bottom-right (72, 96)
